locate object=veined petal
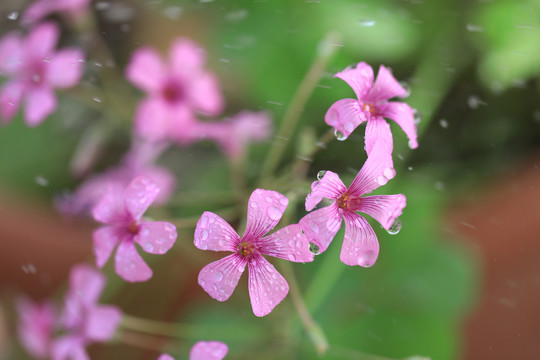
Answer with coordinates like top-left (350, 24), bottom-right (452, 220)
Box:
top-left (92, 225), bottom-right (121, 268)
top-left (188, 72), bottom-right (224, 116)
top-left (359, 194), bottom-right (406, 230)
top-left (126, 47), bottom-right (165, 92)
top-left (305, 170), bottom-right (346, 211)
top-left (84, 305), bottom-right (122, 342)
top-left (48, 48), bottom-right (84, 88)
top-left (0, 81), bottom-right (24, 123)
top-left (68, 264), bottom-right (105, 305)
top-left (299, 203), bottom-right (342, 254)
top-left (243, 189), bottom-right (288, 240)
top-left (365, 115), bottom-right (393, 156)
top-left (324, 98), bottom-right (365, 140)
top-left (340, 211), bottom-right (379, 267)
top-left (258, 224), bottom-right (314, 263)
top-left (169, 38), bottom-right (206, 75)
top-left (135, 221), bottom-right (177, 254)
top-left (51, 336), bottom-right (89, 360)
top-left (378, 101), bottom-right (418, 149)
top-left (92, 186), bottom-right (129, 224)
top-left (366, 65), bottom-right (408, 102)
top-left (26, 22), bottom-right (59, 60)
top-left (123, 175), bottom-right (160, 220)
top-left (189, 341), bottom-right (229, 360)
top-left (0, 33), bottom-right (24, 74)
top-left (114, 241), bottom-right (152, 282)
top-left (194, 212), bottom-right (239, 252)
top-left (198, 254), bottom-right (247, 302)
top-left (248, 254), bottom-right (288, 317)
top-left (24, 85), bottom-right (56, 126)
top-left (335, 62), bottom-right (374, 100)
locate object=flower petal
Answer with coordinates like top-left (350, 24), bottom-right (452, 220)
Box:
top-left (243, 189), bottom-right (288, 240)
top-left (378, 101), bottom-right (418, 149)
top-left (26, 22), bottom-right (59, 60)
top-left (51, 336), bottom-right (89, 360)
top-left (0, 33), bottom-right (24, 74)
top-left (158, 355), bottom-right (175, 360)
top-left (123, 175), bottom-right (160, 220)
top-left (299, 203), bottom-right (342, 254)
top-left (305, 170), bottom-right (347, 211)
top-left (48, 48), bottom-right (85, 88)
top-left (188, 73), bottom-right (224, 116)
top-left (359, 194), bottom-right (406, 230)
top-left (258, 224), bottom-right (314, 263)
top-left (24, 86), bottom-right (57, 126)
top-left (366, 65), bottom-right (408, 102)
top-left (133, 98), bottom-right (172, 141)
top-left (68, 264), bottom-right (105, 305)
top-left (114, 241), bottom-right (152, 282)
top-left (0, 81), bottom-right (24, 123)
top-left (340, 211), bottom-right (379, 267)
top-left (364, 115), bottom-right (394, 156)
top-left (169, 38), bottom-right (206, 75)
top-left (194, 212), bottom-right (239, 252)
top-left (92, 225), bottom-right (121, 268)
top-left (135, 221), bottom-right (177, 254)
top-left (189, 341), bottom-right (229, 360)
top-left (126, 47), bottom-right (165, 92)
top-left (84, 305), bottom-right (122, 342)
top-left (335, 62), bottom-right (374, 100)
top-left (198, 254), bottom-right (247, 302)
top-left (91, 186), bottom-right (129, 224)
top-left (248, 254), bottom-right (288, 317)
top-left (324, 98), bottom-right (365, 140)
top-left (16, 297), bottom-right (55, 359)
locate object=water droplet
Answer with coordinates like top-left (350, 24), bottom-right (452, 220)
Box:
top-left (376, 175), bottom-right (388, 186)
top-left (309, 222), bottom-right (319, 233)
top-left (34, 175), bottom-right (48, 187)
top-left (334, 129), bottom-right (347, 141)
top-left (466, 24), bottom-right (483, 32)
top-left (226, 9), bottom-right (248, 21)
top-left (92, 97), bottom-right (102, 103)
top-left (201, 229), bottom-right (209, 240)
top-left (358, 251), bottom-right (377, 267)
top-left (165, 223), bottom-right (176, 232)
top-left (467, 95), bottom-right (485, 109)
top-left (309, 242), bottom-right (320, 255)
top-left (387, 219), bottom-right (401, 235)
top-left (199, 215), bottom-right (208, 228)
top-left (317, 170), bottom-right (326, 180)
top-left (407, 166), bottom-right (413, 171)
top-left (213, 270), bottom-right (223, 282)
top-left (265, 196), bottom-right (273, 203)
top-left (7, 11), bottom-right (18, 20)
top-left (383, 167), bottom-right (395, 180)
top-left (95, 1), bottom-right (111, 10)
top-left (144, 243), bottom-right (154, 252)
top-left (399, 81), bottom-right (411, 98)
top-left (311, 181), bottom-right (320, 191)
top-left (163, 5), bottom-right (182, 20)
top-left (439, 118), bottom-right (449, 129)
top-left (21, 263), bottom-right (37, 274)
top-left (358, 19), bottom-right (376, 27)
top-left (413, 108), bottom-right (422, 124)
top-left (408, 140), bottom-right (416, 149)
top-left (267, 207), bottom-right (281, 221)
top-left (250, 201), bottom-right (258, 208)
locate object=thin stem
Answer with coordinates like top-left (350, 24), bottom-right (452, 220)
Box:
top-left (114, 330), bottom-right (169, 352)
top-left (163, 206), bottom-right (238, 229)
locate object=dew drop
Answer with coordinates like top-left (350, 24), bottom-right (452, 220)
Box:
top-left (387, 218), bottom-right (401, 235)
top-left (309, 242), bottom-right (320, 255)
top-left (267, 207), bottom-right (281, 221)
top-left (358, 251), bottom-right (377, 267)
top-left (413, 108), bottom-right (422, 124)
top-left (317, 170), bottom-right (326, 180)
top-left (213, 270), bottom-right (223, 282)
top-left (399, 81), bottom-right (411, 98)
top-left (199, 215), bottom-right (208, 228)
top-left (407, 166), bottom-right (413, 171)
top-left (201, 229), bottom-right (209, 240)
top-left (383, 167), bottom-right (395, 180)
top-left (7, 11), bottom-right (18, 20)
top-left (376, 175), bottom-right (388, 186)
top-left (92, 97), bottom-right (102, 103)
top-left (439, 118), bottom-right (449, 129)
top-left (408, 140), bottom-right (416, 149)
top-left (309, 222), bottom-right (319, 233)
top-left (334, 129), bottom-right (347, 141)
top-left (358, 19), bottom-right (376, 27)
top-left (35, 175), bottom-right (48, 187)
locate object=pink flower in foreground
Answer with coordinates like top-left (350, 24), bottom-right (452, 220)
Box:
top-left (51, 265), bottom-right (121, 360)
top-left (0, 22), bottom-right (84, 126)
top-left (159, 340), bottom-right (228, 360)
top-left (126, 38), bottom-right (224, 142)
top-left (325, 62), bottom-right (418, 153)
top-left (195, 189), bottom-right (313, 317)
top-left (299, 142), bottom-right (406, 267)
top-left (16, 297), bottom-right (56, 359)
top-left (92, 175), bottom-right (178, 282)
top-left (22, 0), bottom-right (91, 26)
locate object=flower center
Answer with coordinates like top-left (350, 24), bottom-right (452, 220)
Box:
top-left (237, 241), bottom-right (255, 258)
top-left (127, 221), bottom-right (139, 235)
top-left (337, 192), bottom-right (362, 211)
top-left (161, 80), bottom-right (184, 103)
top-left (362, 103), bottom-right (378, 116)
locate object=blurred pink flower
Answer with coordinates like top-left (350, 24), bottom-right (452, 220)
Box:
top-left (325, 62), bottom-right (417, 153)
top-left (158, 341), bottom-right (228, 360)
top-left (22, 0), bottom-right (91, 26)
top-left (16, 297), bottom-right (57, 359)
top-left (299, 142), bottom-right (406, 267)
top-left (51, 264), bottom-right (121, 360)
top-left (126, 38), bottom-right (224, 142)
top-left (195, 189), bottom-right (313, 317)
top-left (0, 22), bottom-right (84, 126)
top-left (92, 175), bottom-right (178, 282)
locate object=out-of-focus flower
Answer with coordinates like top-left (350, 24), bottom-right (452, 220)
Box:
top-left (158, 341), bottom-right (228, 360)
top-left (16, 297), bottom-right (57, 359)
top-left (51, 265), bottom-right (122, 360)
top-left (126, 38), bottom-right (224, 142)
top-left (92, 175), bottom-right (178, 282)
top-left (0, 22), bottom-right (84, 126)
top-left (22, 0), bottom-right (91, 26)
top-left (195, 189), bottom-right (313, 317)
top-left (325, 62), bottom-right (417, 153)
top-left (299, 142), bottom-right (406, 267)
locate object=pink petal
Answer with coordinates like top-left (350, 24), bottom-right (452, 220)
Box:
top-left (91, 186), bottom-right (129, 224)
top-left (194, 212), bottom-right (239, 252)
top-left (247, 254), bottom-right (288, 317)
top-left (48, 48), bottom-right (85, 88)
top-left (299, 203), bottom-right (342, 254)
top-left (22, 1), bottom-right (56, 26)
top-left (135, 221), bottom-right (177, 254)
top-left (0, 33), bottom-right (24, 74)
top-left (24, 85), bottom-right (57, 126)
top-left (126, 47), bottom-right (166, 92)
top-left (366, 65), bottom-right (408, 102)
top-left (158, 355), bottom-right (175, 360)
top-left (133, 98), bottom-right (172, 141)
top-left (335, 62), bottom-right (374, 100)
top-left (340, 211), bottom-right (379, 267)
top-left (243, 189), bottom-right (288, 240)
top-left (364, 115), bottom-right (394, 156)
top-left (16, 297), bottom-right (56, 359)
top-left (359, 194), bottom-right (406, 230)
top-left (189, 73), bottom-right (224, 116)
top-left (189, 341), bottom-right (229, 360)
top-left (169, 38), bottom-right (206, 75)
top-left (92, 226), bottom-right (121, 268)
top-left (258, 224), bottom-right (314, 263)
top-left (378, 101), bottom-right (418, 149)
top-left (198, 254), bottom-right (247, 302)
top-left (348, 140), bottom-right (396, 197)
top-left (51, 336), bottom-right (89, 360)
top-left (123, 175), bottom-right (160, 220)
top-left (324, 98), bottom-right (365, 140)
top-left (0, 81), bottom-right (24, 123)
top-left (84, 305), bottom-right (122, 342)
top-left (25, 22), bottom-right (59, 60)
top-left (305, 170), bottom-right (347, 211)
top-left (68, 264), bottom-right (105, 305)
top-left (114, 241), bottom-right (152, 282)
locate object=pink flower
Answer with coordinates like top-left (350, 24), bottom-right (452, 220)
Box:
top-left (0, 22), bottom-right (84, 126)
top-left (51, 265), bottom-right (122, 360)
top-left (15, 297), bottom-right (57, 359)
top-left (22, 0), bottom-right (91, 26)
top-left (92, 175), bottom-right (178, 282)
top-left (299, 142), bottom-right (406, 267)
top-left (126, 38), bottom-right (224, 142)
top-left (195, 189), bottom-right (313, 317)
top-left (325, 62), bottom-right (418, 153)
top-left (158, 341), bottom-right (228, 360)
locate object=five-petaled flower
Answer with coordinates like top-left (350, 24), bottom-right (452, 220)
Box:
top-left (15, 297), bottom-right (56, 359)
top-left (0, 22), bottom-right (84, 126)
top-left (195, 189), bottom-right (313, 317)
top-left (299, 142), bottom-right (406, 267)
top-left (325, 62), bottom-right (418, 154)
top-left (92, 175), bottom-right (178, 282)
top-left (159, 340), bottom-right (228, 360)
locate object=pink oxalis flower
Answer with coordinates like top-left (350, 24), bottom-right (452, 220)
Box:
top-left (299, 142), bottom-right (406, 267)
top-left (158, 340), bottom-right (228, 360)
top-left (51, 264), bottom-right (122, 360)
top-left (22, 0), bottom-right (91, 26)
top-left (126, 38), bottom-right (224, 142)
top-left (0, 22), bottom-right (84, 126)
top-left (195, 189), bottom-right (313, 317)
top-left (16, 297), bottom-right (56, 359)
top-left (325, 62), bottom-right (418, 154)
top-left (92, 175), bottom-right (178, 282)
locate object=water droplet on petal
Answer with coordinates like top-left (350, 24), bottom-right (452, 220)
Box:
top-left (213, 270), bottom-right (223, 282)
top-left (413, 108), bottom-right (422, 124)
top-left (408, 140), bottom-right (416, 149)
top-left (399, 81), bottom-right (411, 98)
top-left (287, 253), bottom-right (296, 261)
top-left (376, 175), bottom-right (388, 186)
top-left (201, 230), bottom-right (209, 240)
top-left (334, 129), bottom-right (347, 141)
top-left (199, 215), bottom-right (208, 228)
top-left (317, 170), bottom-right (326, 180)
top-left (309, 242), bottom-right (320, 255)
top-left (358, 251), bottom-right (377, 267)
top-left (267, 207), bottom-right (281, 221)
top-left (383, 167), bottom-right (395, 180)
top-left (387, 218), bottom-right (401, 235)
